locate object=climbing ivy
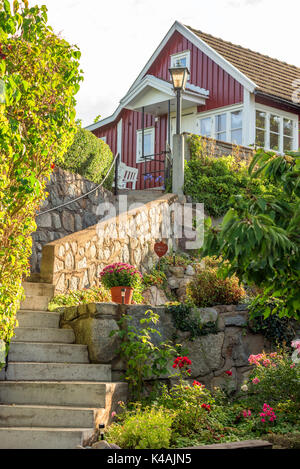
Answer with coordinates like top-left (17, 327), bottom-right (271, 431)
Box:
top-left (0, 0), bottom-right (82, 348)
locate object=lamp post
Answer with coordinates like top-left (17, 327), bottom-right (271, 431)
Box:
top-left (168, 63), bottom-right (189, 134)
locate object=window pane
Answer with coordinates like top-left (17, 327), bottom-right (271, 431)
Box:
top-left (270, 132), bottom-right (280, 151)
top-left (216, 114), bottom-right (226, 133)
top-left (284, 136), bottom-right (293, 151)
top-left (283, 118), bottom-right (293, 137)
top-left (270, 115), bottom-right (280, 133)
top-left (144, 134), bottom-right (152, 155)
top-left (231, 110), bottom-right (242, 130)
top-left (231, 129), bottom-right (242, 145)
top-left (216, 131), bottom-right (226, 141)
top-left (256, 129), bottom-right (265, 147)
top-left (256, 111), bottom-right (266, 129)
top-left (200, 117), bottom-right (211, 137)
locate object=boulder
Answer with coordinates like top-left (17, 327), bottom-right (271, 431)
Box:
top-left (142, 286), bottom-right (168, 306)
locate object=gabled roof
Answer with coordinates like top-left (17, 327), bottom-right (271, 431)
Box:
top-left (187, 26), bottom-right (300, 104)
top-left (86, 21), bottom-right (300, 131)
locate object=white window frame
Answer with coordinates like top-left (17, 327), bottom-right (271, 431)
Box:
top-left (170, 50), bottom-right (191, 77)
top-left (136, 127), bottom-right (155, 164)
top-left (255, 104), bottom-right (298, 153)
top-left (196, 104), bottom-right (244, 145)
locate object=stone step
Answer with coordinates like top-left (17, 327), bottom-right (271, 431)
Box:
top-left (17, 310), bottom-right (61, 328)
top-left (12, 327), bottom-right (75, 344)
top-left (0, 362), bottom-right (111, 382)
top-left (8, 342), bottom-right (89, 363)
top-left (0, 381), bottom-right (107, 408)
top-left (0, 405), bottom-right (96, 429)
top-left (20, 295), bottom-right (51, 311)
top-left (0, 427), bottom-right (94, 449)
top-left (23, 282), bottom-right (55, 298)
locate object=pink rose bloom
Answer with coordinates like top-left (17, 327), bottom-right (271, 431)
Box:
top-left (111, 411), bottom-right (116, 418)
top-left (252, 377), bottom-right (260, 384)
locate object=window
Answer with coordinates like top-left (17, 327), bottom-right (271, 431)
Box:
top-left (215, 114), bottom-right (226, 141)
top-left (197, 107), bottom-right (243, 144)
top-left (283, 118), bottom-right (293, 151)
top-left (136, 127), bottom-right (155, 163)
top-left (255, 108), bottom-right (297, 153)
top-left (231, 110), bottom-right (243, 145)
top-left (255, 110), bottom-right (266, 147)
top-left (270, 114), bottom-right (280, 151)
top-left (199, 117), bottom-right (212, 137)
top-left (99, 136), bottom-right (107, 143)
top-left (170, 51), bottom-right (191, 74)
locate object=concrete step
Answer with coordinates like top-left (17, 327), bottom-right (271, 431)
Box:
top-left (0, 427), bottom-right (94, 449)
top-left (12, 327), bottom-right (75, 344)
top-left (23, 282), bottom-right (55, 298)
top-left (0, 381), bottom-right (107, 407)
top-left (20, 295), bottom-right (51, 311)
top-left (17, 310), bottom-right (61, 328)
top-left (8, 342), bottom-right (89, 363)
top-left (0, 362), bottom-right (111, 382)
top-left (0, 405), bottom-right (96, 429)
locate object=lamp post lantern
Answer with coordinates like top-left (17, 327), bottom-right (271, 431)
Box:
top-left (169, 64), bottom-right (190, 134)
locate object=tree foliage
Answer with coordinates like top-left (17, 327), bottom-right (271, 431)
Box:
top-left (202, 148), bottom-right (300, 319)
top-left (0, 0), bottom-right (82, 345)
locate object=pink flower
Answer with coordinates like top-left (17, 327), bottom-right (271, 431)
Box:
top-left (111, 411), bottom-right (116, 418)
top-left (290, 363), bottom-right (296, 369)
top-left (252, 377), bottom-right (260, 384)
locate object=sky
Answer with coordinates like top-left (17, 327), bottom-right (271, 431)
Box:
top-left (33, 0), bottom-right (300, 127)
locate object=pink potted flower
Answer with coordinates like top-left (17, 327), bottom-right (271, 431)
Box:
top-left (100, 262), bottom-right (143, 305)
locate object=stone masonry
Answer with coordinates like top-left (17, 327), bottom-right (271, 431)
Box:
top-left (31, 167), bottom-right (113, 273)
top-left (60, 302), bottom-right (272, 394)
top-left (40, 193), bottom-right (178, 294)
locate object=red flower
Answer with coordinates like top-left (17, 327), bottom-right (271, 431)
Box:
top-left (187, 369), bottom-right (191, 374)
top-left (192, 380), bottom-right (202, 387)
top-left (51, 163), bottom-right (55, 169)
top-left (225, 370), bottom-right (232, 376)
top-left (201, 404), bottom-right (211, 412)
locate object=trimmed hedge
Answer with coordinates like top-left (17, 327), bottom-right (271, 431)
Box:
top-left (58, 127), bottom-right (114, 190)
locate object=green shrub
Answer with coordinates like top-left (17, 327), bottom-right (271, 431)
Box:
top-left (186, 267), bottom-right (245, 307)
top-left (184, 134), bottom-right (280, 217)
top-left (59, 127), bottom-right (114, 190)
top-left (248, 297), bottom-right (296, 346)
top-left (48, 286), bottom-right (111, 311)
top-left (107, 405), bottom-right (175, 449)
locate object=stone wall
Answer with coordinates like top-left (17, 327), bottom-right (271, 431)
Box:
top-left (184, 133), bottom-right (254, 162)
top-left (40, 193), bottom-right (178, 294)
top-left (31, 167), bottom-right (113, 273)
top-left (60, 303), bottom-right (272, 393)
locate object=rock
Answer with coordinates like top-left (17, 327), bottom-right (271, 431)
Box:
top-left (38, 213), bottom-right (52, 228)
top-left (168, 266), bottom-right (185, 278)
top-left (193, 307), bottom-right (219, 324)
top-left (62, 211), bottom-right (75, 232)
top-left (185, 265), bottom-right (195, 276)
top-left (142, 286), bottom-right (168, 306)
top-left (167, 277), bottom-right (180, 289)
top-left (181, 332), bottom-right (225, 377)
top-left (92, 440), bottom-right (112, 450)
top-left (223, 313), bottom-right (248, 327)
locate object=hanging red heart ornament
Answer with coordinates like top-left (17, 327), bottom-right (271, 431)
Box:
top-left (154, 241), bottom-right (168, 258)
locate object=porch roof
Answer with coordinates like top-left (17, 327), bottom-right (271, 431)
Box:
top-left (120, 74), bottom-right (209, 116)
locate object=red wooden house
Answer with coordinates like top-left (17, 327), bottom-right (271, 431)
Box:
top-left (86, 21), bottom-right (300, 190)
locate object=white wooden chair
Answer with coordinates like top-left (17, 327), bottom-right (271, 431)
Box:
top-left (114, 161), bottom-right (139, 190)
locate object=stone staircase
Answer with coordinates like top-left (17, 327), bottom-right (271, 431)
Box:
top-left (0, 282), bottom-right (126, 449)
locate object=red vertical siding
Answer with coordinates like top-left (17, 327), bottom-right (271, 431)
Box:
top-left (147, 30), bottom-right (244, 111)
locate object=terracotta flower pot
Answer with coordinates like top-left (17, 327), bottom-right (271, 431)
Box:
top-left (110, 286), bottom-right (133, 305)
